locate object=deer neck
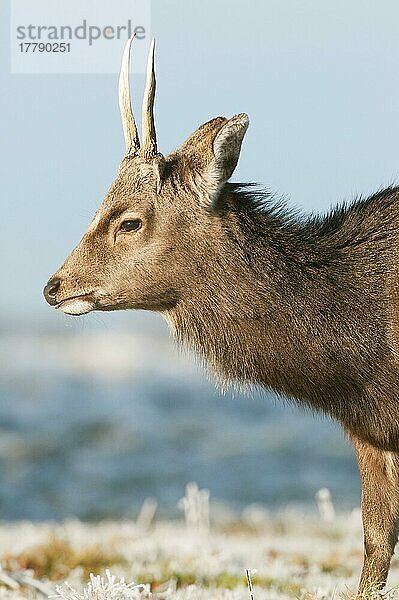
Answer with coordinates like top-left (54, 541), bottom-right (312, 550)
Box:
top-left (164, 204), bottom-right (368, 416)
top-left (165, 212), bottom-right (296, 391)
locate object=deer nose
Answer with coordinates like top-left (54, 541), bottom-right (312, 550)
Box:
top-left (43, 277), bottom-right (61, 306)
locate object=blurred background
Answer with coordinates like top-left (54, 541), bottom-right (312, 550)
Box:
top-left (2, 0), bottom-right (399, 521)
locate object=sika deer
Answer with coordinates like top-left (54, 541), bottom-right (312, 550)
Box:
top-left (44, 37), bottom-right (399, 596)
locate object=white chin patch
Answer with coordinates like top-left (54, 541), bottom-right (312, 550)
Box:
top-left (58, 299), bottom-right (94, 316)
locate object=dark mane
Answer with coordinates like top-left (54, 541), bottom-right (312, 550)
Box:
top-left (221, 182), bottom-right (299, 224)
top-left (306, 184), bottom-right (399, 237)
top-left (222, 182), bottom-right (399, 254)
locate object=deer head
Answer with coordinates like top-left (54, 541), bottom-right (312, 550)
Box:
top-left (43, 37), bottom-right (249, 317)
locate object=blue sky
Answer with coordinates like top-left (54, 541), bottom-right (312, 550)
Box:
top-left (2, 0), bottom-right (399, 322)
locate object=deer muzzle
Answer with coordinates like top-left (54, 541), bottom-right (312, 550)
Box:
top-left (43, 277), bottom-right (95, 315)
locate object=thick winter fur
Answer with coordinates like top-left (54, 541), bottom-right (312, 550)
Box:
top-left (170, 182), bottom-right (399, 451)
top-left (44, 112), bottom-right (399, 596)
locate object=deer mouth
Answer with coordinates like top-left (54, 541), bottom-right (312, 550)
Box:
top-left (56, 293), bottom-right (95, 316)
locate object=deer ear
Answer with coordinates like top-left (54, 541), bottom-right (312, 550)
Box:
top-left (201, 113), bottom-right (249, 205)
top-left (213, 114), bottom-right (249, 178)
top-left (171, 113), bottom-right (249, 206)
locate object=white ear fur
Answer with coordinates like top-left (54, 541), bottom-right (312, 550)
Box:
top-left (199, 113), bottom-right (249, 206)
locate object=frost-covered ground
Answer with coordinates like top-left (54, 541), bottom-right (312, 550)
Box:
top-left (0, 485), bottom-right (396, 600)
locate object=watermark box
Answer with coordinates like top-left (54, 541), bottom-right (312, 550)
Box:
top-left (10, 0), bottom-right (151, 74)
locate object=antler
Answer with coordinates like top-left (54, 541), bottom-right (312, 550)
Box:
top-left (118, 36), bottom-right (159, 159)
top-left (141, 37), bottom-right (158, 157)
top-left (119, 35), bottom-right (140, 156)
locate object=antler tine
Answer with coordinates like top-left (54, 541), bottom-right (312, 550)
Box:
top-left (141, 38), bottom-right (158, 157)
top-left (119, 35), bottom-right (140, 156)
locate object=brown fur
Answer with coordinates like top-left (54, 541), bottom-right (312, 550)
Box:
top-left (44, 106), bottom-right (399, 595)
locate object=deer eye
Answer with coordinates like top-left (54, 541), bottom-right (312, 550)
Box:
top-left (119, 219), bottom-right (142, 233)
